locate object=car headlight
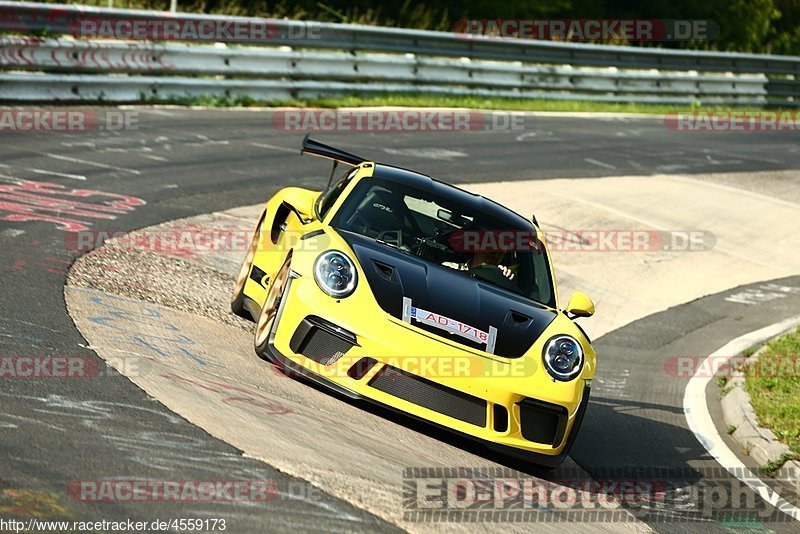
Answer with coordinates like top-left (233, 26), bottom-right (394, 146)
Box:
top-left (542, 335), bottom-right (584, 381)
top-left (314, 250), bottom-right (358, 298)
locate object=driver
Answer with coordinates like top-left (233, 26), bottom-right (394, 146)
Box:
top-left (469, 249), bottom-right (516, 281)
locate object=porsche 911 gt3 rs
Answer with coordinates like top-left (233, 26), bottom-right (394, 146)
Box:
top-left (231, 135), bottom-right (597, 468)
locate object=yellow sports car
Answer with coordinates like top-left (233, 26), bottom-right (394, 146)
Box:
top-left (231, 136), bottom-right (596, 468)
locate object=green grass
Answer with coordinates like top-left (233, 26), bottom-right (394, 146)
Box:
top-left (763, 453), bottom-right (796, 477)
top-left (140, 92), bottom-right (797, 115)
top-left (745, 326), bottom-right (800, 460)
top-left (290, 94), bottom-right (693, 114)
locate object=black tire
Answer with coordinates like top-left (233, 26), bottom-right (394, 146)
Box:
top-left (231, 217), bottom-right (263, 320)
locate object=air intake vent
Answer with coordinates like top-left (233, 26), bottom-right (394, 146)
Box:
top-left (347, 357), bottom-right (378, 380)
top-left (289, 316), bottom-right (356, 365)
top-left (518, 398), bottom-right (568, 446)
top-left (369, 365), bottom-right (487, 427)
top-left (493, 404), bottom-right (509, 433)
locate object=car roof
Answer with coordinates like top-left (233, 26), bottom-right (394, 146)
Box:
top-left (370, 163), bottom-right (533, 229)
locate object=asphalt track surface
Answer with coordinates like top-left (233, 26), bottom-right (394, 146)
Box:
top-left (1, 109), bottom-right (800, 532)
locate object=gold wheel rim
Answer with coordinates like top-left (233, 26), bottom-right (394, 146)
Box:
top-left (255, 259), bottom-right (290, 347)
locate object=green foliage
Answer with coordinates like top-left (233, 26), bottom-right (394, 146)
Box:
top-left (763, 453), bottom-right (796, 476)
top-left (34, 0), bottom-right (800, 54)
top-left (745, 326), bottom-right (800, 458)
top-left (132, 92), bottom-right (792, 114)
top-left (712, 0), bottom-right (780, 52)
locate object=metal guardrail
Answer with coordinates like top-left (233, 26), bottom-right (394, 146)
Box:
top-left (0, 73), bottom-right (771, 105)
top-left (0, 37), bottom-right (770, 104)
top-left (0, 1), bottom-right (796, 105)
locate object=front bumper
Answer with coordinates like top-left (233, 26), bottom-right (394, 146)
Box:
top-left (266, 272), bottom-right (590, 464)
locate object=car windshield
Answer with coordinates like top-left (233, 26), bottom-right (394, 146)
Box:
top-left (330, 177), bottom-right (555, 307)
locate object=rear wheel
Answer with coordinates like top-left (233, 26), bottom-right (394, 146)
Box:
top-left (254, 254), bottom-right (292, 360)
top-left (231, 218), bottom-right (263, 320)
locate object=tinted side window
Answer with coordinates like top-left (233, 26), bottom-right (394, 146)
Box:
top-left (318, 169), bottom-right (356, 219)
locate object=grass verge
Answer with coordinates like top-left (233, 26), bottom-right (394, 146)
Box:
top-left (148, 93), bottom-right (792, 114)
top-left (744, 326), bottom-right (800, 461)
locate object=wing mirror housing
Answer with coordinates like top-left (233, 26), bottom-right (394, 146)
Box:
top-left (566, 291), bottom-right (595, 318)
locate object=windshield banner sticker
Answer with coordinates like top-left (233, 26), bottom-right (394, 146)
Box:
top-left (402, 297), bottom-right (497, 354)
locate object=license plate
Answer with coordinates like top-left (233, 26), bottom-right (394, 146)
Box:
top-left (402, 297), bottom-right (497, 354)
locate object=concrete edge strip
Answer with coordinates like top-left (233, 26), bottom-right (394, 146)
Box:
top-left (683, 315), bottom-right (800, 522)
top-left (720, 344), bottom-right (792, 467)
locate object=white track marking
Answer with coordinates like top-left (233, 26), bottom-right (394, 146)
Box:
top-left (683, 315), bottom-right (800, 522)
top-left (185, 135), bottom-right (229, 147)
top-left (45, 153), bottom-right (141, 175)
top-left (0, 163), bottom-right (87, 180)
top-left (383, 147), bottom-right (466, 161)
top-left (250, 142), bottom-right (297, 154)
top-left (515, 131), bottom-right (562, 142)
top-left (656, 164), bottom-right (690, 172)
top-left (0, 229), bottom-right (25, 238)
top-left (27, 168), bottom-right (87, 180)
top-left (138, 109), bottom-right (178, 116)
top-left (584, 158), bottom-right (617, 170)
top-left (725, 283), bottom-right (800, 305)
top-left (667, 174), bottom-right (800, 208)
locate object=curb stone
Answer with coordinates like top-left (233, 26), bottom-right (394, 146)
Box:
top-left (719, 336), bottom-right (795, 469)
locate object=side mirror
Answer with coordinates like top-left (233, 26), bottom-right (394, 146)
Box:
top-left (281, 187), bottom-right (317, 223)
top-left (566, 291), bottom-right (595, 318)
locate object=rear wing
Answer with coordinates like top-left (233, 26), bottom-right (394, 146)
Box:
top-left (300, 134), bottom-right (365, 167)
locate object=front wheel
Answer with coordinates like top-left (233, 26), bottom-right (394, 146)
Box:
top-left (254, 254), bottom-right (292, 360)
top-left (231, 218), bottom-right (263, 320)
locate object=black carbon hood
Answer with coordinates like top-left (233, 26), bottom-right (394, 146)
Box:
top-left (340, 231), bottom-right (557, 358)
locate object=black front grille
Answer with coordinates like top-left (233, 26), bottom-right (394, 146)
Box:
top-left (369, 365), bottom-right (487, 427)
top-left (518, 398), bottom-right (568, 446)
top-left (289, 316), bottom-right (356, 365)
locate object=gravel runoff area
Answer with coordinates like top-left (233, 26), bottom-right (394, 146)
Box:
top-left (67, 222), bottom-right (252, 332)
